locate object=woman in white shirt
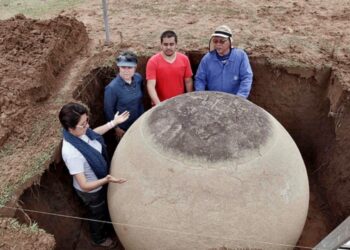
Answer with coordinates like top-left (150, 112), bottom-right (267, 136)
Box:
top-left (59, 102), bottom-right (129, 247)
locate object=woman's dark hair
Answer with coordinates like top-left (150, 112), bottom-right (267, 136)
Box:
top-left (160, 30), bottom-right (177, 43)
top-left (59, 102), bottom-right (88, 130)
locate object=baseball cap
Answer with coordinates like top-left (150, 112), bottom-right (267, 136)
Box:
top-left (209, 25), bottom-right (234, 51)
top-left (211, 25), bottom-right (233, 39)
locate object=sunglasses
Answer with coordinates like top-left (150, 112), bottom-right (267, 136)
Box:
top-left (117, 55), bottom-right (138, 64)
top-left (119, 66), bottom-right (135, 69)
top-left (76, 117), bottom-right (89, 129)
top-left (212, 38), bottom-right (228, 44)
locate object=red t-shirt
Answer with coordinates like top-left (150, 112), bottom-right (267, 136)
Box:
top-left (146, 52), bottom-right (193, 101)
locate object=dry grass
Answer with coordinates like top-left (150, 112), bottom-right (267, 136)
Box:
top-left (0, 0), bottom-right (85, 20)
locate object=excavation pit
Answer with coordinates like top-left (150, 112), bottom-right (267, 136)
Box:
top-left (15, 51), bottom-right (349, 249)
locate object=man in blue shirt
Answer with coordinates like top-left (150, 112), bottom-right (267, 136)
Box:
top-left (104, 51), bottom-right (144, 140)
top-left (195, 25), bottom-right (253, 98)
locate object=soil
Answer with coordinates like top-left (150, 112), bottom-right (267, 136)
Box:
top-left (0, 217), bottom-right (55, 249)
top-left (0, 0), bottom-right (349, 249)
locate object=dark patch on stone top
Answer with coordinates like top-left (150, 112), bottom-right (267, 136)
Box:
top-left (146, 92), bottom-right (272, 162)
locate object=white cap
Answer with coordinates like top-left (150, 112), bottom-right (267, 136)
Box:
top-left (209, 25), bottom-right (233, 51)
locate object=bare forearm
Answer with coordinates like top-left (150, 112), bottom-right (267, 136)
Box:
top-left (76, 173), bottom-right (127, 192)
top-left (94, 111), bottom-right (129, 135)
top-left (185, 78), bottom-right (193, 92)
top-left (147, 80), bottom-right (160, 105)
top-left (79, 176), bottom-right (108, 192)
top-left (93, 121), bottom-right (116, 135)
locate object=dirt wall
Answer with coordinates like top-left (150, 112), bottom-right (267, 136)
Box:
top-left (0, 14), bottom-right (89, 147)
top-left (249, 57), bottom-right (350, 242)
top-left (319, 72), bottom-right (350, 223)
top-left (249, 58), bottom-right (335, 166)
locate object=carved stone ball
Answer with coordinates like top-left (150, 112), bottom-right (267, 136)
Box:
top-left (108, 91), bottom-right (309, 250)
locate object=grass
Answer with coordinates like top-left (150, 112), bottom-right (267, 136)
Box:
top-left (0, 143), bottom-right (56, 207)
top-left (0, 112), bottom-right (59, 207)
top-left (23, 143), bottom-right (56, 182)
top-left (0, 144), bottom-right (56, 208)
top-left (8, 218), bottom-right (44, 233)
top-left (0, 0), bottom-right (85, 20)
top-left (103, 55), bottom-right (117, 68)
top-left (0, 142), bottom-right (16, 159)
top-left (0, 185), bottom-right (15, 208)
top-left (28, 114), bottom-right (56, 146)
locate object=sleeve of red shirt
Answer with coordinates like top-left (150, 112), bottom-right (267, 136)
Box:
top-left (184, 56), bottom-right (193, 78)
top-left (146, 57), bottom-right (156, 80)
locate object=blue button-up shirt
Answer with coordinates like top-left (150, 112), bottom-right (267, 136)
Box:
top-left (104, 73), bottom-right (144, 131)
top-left (195, 48), bottom-right (253, 98)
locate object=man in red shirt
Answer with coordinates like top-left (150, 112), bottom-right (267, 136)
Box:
top-left (146, 30), bottom-right (193, 105)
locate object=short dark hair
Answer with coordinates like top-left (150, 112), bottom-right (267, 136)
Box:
top-left (59, 102), bottom-right (88, 130)
top-left (160, 30), bottom-right (177, 43)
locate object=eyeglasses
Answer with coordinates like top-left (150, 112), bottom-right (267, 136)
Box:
top-left (212, 38), bottom-right (228, 44)
top-left (76, 117), bottom-right (89, 129)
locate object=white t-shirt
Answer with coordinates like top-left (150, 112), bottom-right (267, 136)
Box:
top-left (62, 134), bottom-right (102, 193)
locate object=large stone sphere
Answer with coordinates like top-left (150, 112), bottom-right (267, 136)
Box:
top-left (108, 92), bottom-right (309, 250)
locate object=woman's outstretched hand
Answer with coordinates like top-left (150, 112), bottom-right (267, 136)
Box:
top-left (113, 111), bottom-right (130, 125)
top-left (106, 174), bottom-right (127, 184)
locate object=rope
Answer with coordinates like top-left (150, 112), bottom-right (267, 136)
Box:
top-left (1, 205), bottom-right (321, 250)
